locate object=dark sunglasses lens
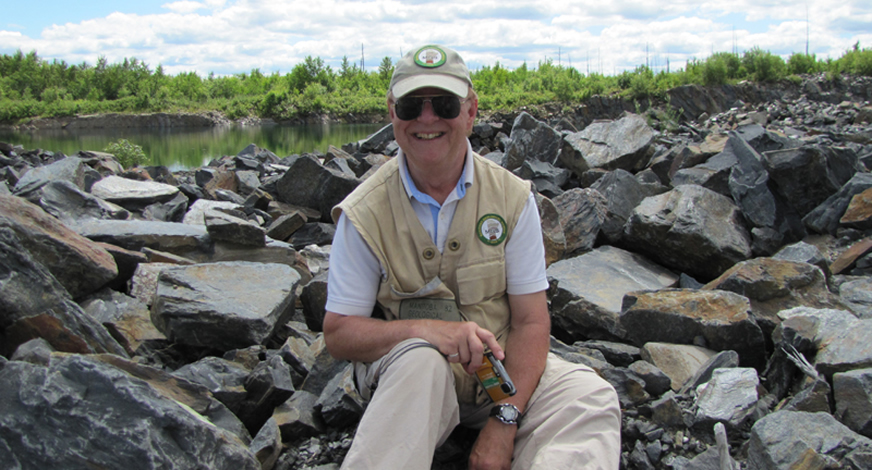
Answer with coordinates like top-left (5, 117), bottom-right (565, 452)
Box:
top-left (395, 98), bottom-right (423, 120)
top-left (395, 96), bottom-right (462, 120)
top-left (432, 96), bottom-right (461, 119)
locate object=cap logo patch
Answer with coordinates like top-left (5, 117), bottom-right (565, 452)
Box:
top-left (477, 214), bottom-right (507, 246)
top-left (415, 46), bottom-right (446, 68)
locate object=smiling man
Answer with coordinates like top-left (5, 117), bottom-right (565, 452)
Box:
top-left (323, 45), bottom-right (621, 470)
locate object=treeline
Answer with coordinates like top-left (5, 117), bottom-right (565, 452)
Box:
top-left (1, 44), bottom-right (871, 123)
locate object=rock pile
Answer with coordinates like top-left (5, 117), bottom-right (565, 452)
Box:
top-left (2, 74), bottom-right (872, 469)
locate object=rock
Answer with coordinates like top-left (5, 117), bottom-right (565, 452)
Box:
top-left (503, 112), bottom-right (563, 171)
top-left (641, 343), bottom-right (718, 392)
top-left (804, 172), bottom-right (872, 235)
top-left (315, 363), bottom-right (366, 429)
top-left (183, 199), bottom-right (244, 225)
top-left (763, 146), bottom-right (856, 217)
top-left (839, 277), bottom-right (872, 318)
top-left (590, 169), bottom-right (654, 245)
top-left (12, 156), bottom-right (98, 203)
top-left (79, 288), bottom-right (166, 355)
top-left (9, 337), bottom-right (55, 366)
top-left (703, 258), bottom-right (848, 334)
top-left (289, 222), bottom-right (336, 249)
top-left (171, 356), bottom-right (250, 413)
top-left (238, 355), bottom-right (296, 434)
top-left (266, 210), bottom-right (307, 241)
top-left (0, 355), bottom-right (260, 470)
top-left (273, 390), bottom-right (327, 441)
top-left (746, 410), bottom-right (872, 469)
top-left (250, 417), bottom-right (282, 470)
top-left (151, 262), bottom-right (301, 350)
top-left (551, 188), bottom-right (607, 255)
top-left (834, 368), bottom-right (872, 438)
top-left (678, 350), bottom-right (741, 396)
top-left (301, 272), bottom-right (328, 332)
top-left (841, 187), bottom-right (872, 230)
top-left (693, 368), bottom-right (759, 428)
top-left (548, 246), bottom-right (678, 341)
top-left (90, 174), bottom-right (180, 209)
top-left (624, 184), bottom-right (752, 281)
top-left (621, 289), bottom-right (766, 369)
top-left (275, 155), bottom-right (361, 223)
top-left (560, 113), bottom-right (654, 174)
top-left (0, 194), bottom-right (118, 299)
top-left (75, 219), bottom-right (211, 257)
top-left (205, 209), bottom-right (267, 247)
top-left (39, 180), bottom-right (129, 224)
top-left (628, 360), bottom-right (673, 397)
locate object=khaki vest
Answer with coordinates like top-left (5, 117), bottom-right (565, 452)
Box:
top-left (332, 153), bottom-right (532, 404)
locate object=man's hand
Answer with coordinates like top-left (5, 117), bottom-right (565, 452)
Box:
top-left (430, 320), bottom-right (503, 375)
top-left (468, 419), bottom-right (516, 470)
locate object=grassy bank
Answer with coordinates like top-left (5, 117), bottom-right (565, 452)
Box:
top-left (1, 45), bottom-right (871, 124)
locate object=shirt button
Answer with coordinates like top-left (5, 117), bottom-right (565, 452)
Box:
top-left (448, 239), bottom-right (461, 251)
top-left (423, 248), bottom-right (436, 260)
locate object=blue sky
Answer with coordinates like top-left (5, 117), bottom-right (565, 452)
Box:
top-left (2, 1), bottom-right (870, 77)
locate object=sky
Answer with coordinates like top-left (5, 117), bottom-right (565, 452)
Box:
top-left (1, 0), bottom-right (870, 78)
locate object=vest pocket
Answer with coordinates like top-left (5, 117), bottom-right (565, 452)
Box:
top-left (455, 258), bottom-right (507, 306)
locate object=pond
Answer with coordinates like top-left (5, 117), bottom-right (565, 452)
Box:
top-left (0, 122), bottom-right (388, 171)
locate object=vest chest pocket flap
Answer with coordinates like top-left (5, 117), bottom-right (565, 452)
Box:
top-left (455, 257), bottom-right (507, 306)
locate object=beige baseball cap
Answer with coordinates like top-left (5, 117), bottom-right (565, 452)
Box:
top-left (389, 45), bottom-right (473, 98)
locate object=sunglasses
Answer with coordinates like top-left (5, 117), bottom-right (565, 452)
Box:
top-left (393, 95), bottom-right (468, 121)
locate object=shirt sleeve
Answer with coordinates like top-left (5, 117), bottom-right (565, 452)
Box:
top-left (505, 193), bottom-right (550, 296)
top-left (325, 212), bottom-right (382, 316)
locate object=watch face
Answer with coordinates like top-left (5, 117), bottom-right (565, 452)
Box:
top-left (493, 404), bottom-right (519, 424)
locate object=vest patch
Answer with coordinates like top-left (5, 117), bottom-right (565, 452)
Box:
top-left (477, 214), bottom-right (507, 246)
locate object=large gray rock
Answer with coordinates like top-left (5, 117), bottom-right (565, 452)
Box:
top-left (75, 219), bottom-right (211, 256)
top-left (747, 410), bottom-right (872, 469)
top-left (834, 368), bottom-right (872, 438)
top-left (12, 156), bottom-right (99, 203)
top-left (0, 194), bottom-right (118, 299)
top-left (551, 188), bottom-right (607, 255)
top-left (694, 368), bottom-right (759, 428)
top-left (548, 246), bottom-right (678, 342)
top-left (151, 261), bottom-right (301, 351)
top-left (39, 180), bottom-right (129, 224)
top-left (90, 175), bottom-right (180, 208)
top-left (763, 146), bottom-right (857, 217)
top-left (671, 150), bottom-right (736, 198)
top-left (560, 113), bottom-right (654, 174)
top-left (704, 258), bottom-right (847, 332)
top-left (590, 169), bottom-right (656, 245)
top-left (804, 172), bottom-right (872, 234)
top-left (0, 226), bottom-right (127, 358)
top-left (275, 155), bottom-right (361, 222)
top-left (624, 184), bottom-right (752, 281)
top-left (0, 355), bottom-right (260, 470)
top-left (79, 288), bottom-right (166, 355)
top-left (621, 289), bottom-right (766, 369)
top-left (640, 342), bottom-right (718, 391)
top-left (503, 112), bottom-right (563, 171)
top-left (205, 209), bottom-right (266, 247)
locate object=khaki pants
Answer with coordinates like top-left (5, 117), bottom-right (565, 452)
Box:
top-left (341, 338), bottom-right (621, 469)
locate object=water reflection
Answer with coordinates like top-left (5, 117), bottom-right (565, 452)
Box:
top-left (0, 122), bottom-right (387, 171)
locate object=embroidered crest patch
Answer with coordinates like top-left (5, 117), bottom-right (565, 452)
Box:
top-left (415, 46), bottom-right (446, 68)
top-left (477, 214), bottom-right (507, 246)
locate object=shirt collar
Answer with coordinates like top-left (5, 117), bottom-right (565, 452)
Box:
top-left (398, 139), bottom-right (475, 204)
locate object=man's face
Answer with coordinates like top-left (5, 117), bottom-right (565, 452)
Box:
top-left (389, 87), bottom-right (478, 172)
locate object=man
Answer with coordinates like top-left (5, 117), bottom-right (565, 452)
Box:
top-left (323, 45), bottom-right (621, 469)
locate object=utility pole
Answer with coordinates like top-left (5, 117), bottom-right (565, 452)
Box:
top-left (806, 4), bottom-right (810, 55)
top-left (361, 44), bottom-right (365, 71)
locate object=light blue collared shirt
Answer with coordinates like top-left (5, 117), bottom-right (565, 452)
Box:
top-left (397, 141), bottom-right (475, 252)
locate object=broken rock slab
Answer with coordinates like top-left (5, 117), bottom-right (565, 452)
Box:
top-left (547, 245), bottom-right (678, 342)
top-left (151, 261), bottom-right (301, 351)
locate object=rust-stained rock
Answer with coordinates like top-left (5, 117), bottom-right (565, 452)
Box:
top-left (621, 288), bottom-right (767, 369)
top-left (704, 258), bottom-right (849, 333)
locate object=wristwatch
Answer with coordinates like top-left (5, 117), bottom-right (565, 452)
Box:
top-left (489, 403), bottom-right (520, 425)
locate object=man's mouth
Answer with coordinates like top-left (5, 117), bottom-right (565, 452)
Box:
top-left (414, 132), bottom-right (444, 140)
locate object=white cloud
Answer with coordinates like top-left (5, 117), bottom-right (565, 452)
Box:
top-left (162, 1), bottom-right (208, 14)
top-left (0, 0), bottom-right (866, 77)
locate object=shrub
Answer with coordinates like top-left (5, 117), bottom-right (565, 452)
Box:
top-left (788, 53), bottom-right (818, 75)
top-left (104, 139), bottom-right (147, 168)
